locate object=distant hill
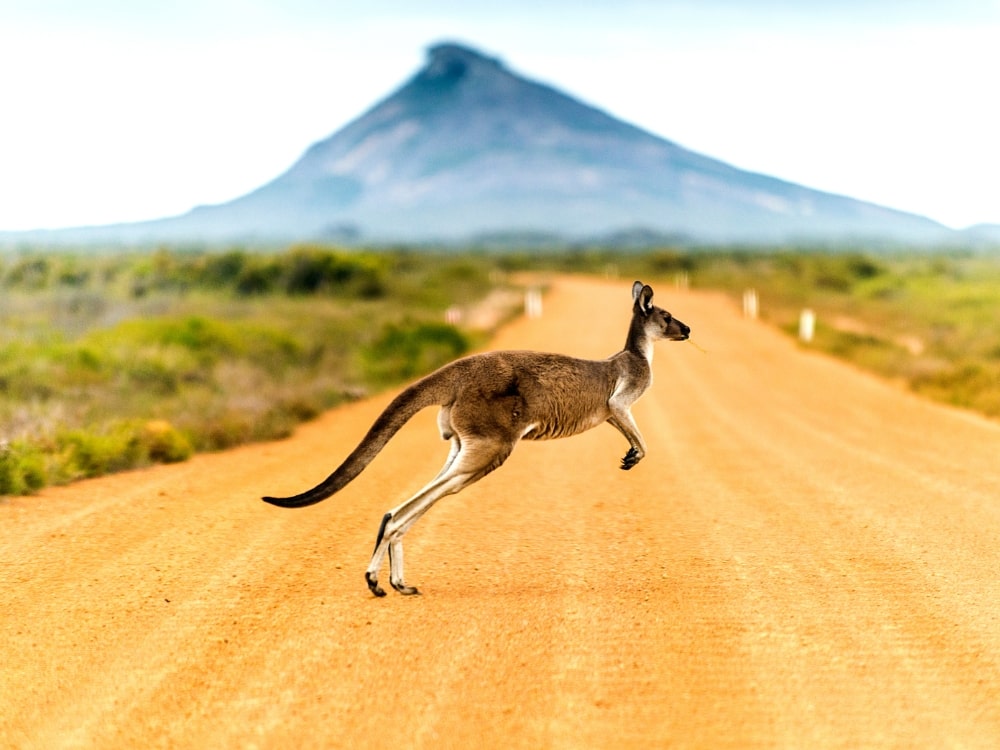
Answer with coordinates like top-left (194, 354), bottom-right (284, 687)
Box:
top-left (3, 43), bottom-right (955, 247)
top-left (957, 224), bottom-right (1000, 247)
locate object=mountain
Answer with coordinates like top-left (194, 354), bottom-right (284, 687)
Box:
top-left (957, 224), bottom-right (1000, 247)
top-left (4, 43), bottom-right (953, 246)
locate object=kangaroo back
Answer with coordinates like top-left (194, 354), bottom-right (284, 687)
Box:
top-left (262, 367), bottom-right (457, 508)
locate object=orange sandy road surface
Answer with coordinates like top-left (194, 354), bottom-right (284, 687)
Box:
top-left (4, 276), bottom-right (1000, 749)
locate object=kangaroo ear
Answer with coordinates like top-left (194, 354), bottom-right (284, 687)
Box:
top-left (632, 282), bottom-right (654, 314)
top-left (632, 281), bottom-right (644, 304)
top-left (639, 284), bottom-right (654, 313)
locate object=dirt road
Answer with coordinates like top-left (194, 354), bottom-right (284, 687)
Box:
top-left (4, 277), bottom-right (1000, 749)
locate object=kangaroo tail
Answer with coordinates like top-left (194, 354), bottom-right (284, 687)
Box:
top-left (261, 367), bottom-right (455, 509)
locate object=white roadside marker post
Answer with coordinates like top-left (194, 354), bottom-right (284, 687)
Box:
top-left (799, 309), bottom-right (815, 343)
top-left (525, 288), bottom-right (543, 319)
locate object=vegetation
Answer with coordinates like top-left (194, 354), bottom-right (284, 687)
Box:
top-left (0, 246), bottom-right (500, 495)
top-left (634, 248), bottom-right (1000, 418)
top-left (4, 241), bottom-right (1000, 497)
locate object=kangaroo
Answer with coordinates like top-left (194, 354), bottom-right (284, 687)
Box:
top-left (263, 281), bottom-right (690, 596)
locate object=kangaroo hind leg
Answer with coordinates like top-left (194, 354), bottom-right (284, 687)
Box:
top-left (430, 406), bottom-right (461, 482)
top-left (365, 436), bottom-right (514, 597)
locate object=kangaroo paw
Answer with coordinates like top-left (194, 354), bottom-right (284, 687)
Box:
top-left (366, 572), bottom-right (387, 597)
top-left (620, 447), bottom-right (641, 470)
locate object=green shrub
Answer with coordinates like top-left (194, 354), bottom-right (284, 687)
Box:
top-left (362, 321), bottom-right (470, 385)
top-left (4, 257), bottom-right (50, 289)
top-left (912, 362), bottom-right (1000, 415)
top-left (647, 249), bottom-right (695, 274)
top-left (193, 408), bottom-right (296, 451)
top-left (0, 442), bottom-right (47, 496)
top-left (234, 261), bottom-right (281, 296)
top-left (283, 246), bottom-right (386, 297)
top-left (124, 357), bottom-right (183, 395)
top-left (153, 317), bottom-right (242, 359)
top-left (57, 423), bottom-right (146, 479)
top-left (810, 254), bottom-right (884, 292)
top-left (141, 420), bottom-right (194, 463)
top-left (198, 250), bottom-right (249, 287)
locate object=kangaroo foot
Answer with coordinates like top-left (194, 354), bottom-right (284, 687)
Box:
top-left (366, 572), bottom-right (387, 597)
top-left (620, 447), bottom-right (642, 470)
top-left (391, 581), bottom-right (421, 596)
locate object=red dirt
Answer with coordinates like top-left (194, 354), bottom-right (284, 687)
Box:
top-left (4, 276), bottom-right (1000, 749)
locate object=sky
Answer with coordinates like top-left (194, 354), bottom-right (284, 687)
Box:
top-left (1, 0), bottom-right (998, 232)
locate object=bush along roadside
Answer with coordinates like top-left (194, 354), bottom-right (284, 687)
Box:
top-left (0, 246), bottom-right (497, 497)
top-left (0, 420), bottom-right (192, 496)
top-left (0, 441), bottom-right (47, 496)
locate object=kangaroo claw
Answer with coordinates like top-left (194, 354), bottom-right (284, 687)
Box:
top-left (366, 572), bottom-right (387, 597)
top-left (620, 447), bottom-right (641, 470)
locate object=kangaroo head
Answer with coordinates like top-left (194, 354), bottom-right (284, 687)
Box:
top-left (632, 280), bottom-right (690, 341)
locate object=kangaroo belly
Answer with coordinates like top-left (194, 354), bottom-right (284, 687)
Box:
top-left (521, 408), bottom-right (609, 440)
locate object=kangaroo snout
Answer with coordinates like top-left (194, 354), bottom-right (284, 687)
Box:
top-left (669, 319), bottom-right (691, 341)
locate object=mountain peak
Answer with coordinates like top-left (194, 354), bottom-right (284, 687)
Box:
top-left (425, 42), bottom-right (503, 76)
top-left (410, 42), bottom-right (511, 98)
